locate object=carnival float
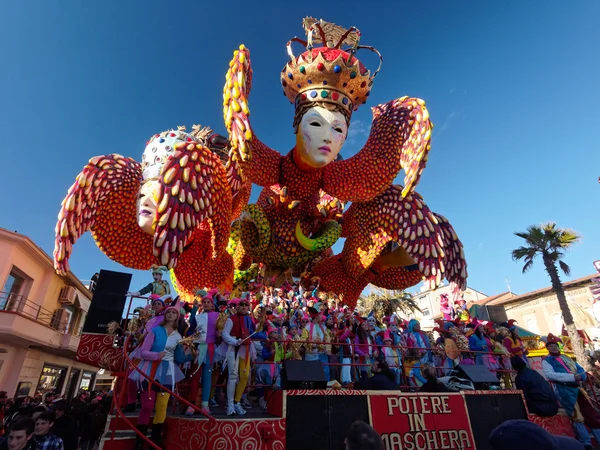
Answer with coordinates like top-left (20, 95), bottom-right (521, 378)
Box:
top-left (54, 17), bottom-right (467, 307)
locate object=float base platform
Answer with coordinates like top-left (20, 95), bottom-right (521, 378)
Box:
top-left (101, 389), bottom-right (575, 450)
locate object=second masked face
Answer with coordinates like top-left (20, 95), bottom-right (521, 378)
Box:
top-left (296, 106), bottom-right (347, 168)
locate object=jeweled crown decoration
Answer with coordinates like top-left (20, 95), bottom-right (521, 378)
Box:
top-left (281, 18), bottom-right (382, 117)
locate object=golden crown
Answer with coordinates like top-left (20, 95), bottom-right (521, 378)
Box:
top-left (281, 18), bottom-right (382, 118)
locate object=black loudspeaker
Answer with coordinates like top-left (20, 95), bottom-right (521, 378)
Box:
top-left (281, 360), bottom-right (327, 389)
top-left (454, 364), bottom-right (500, 390)
top-left (464, 393), bottom-right (528, 450)
top-left (286, 394), bottom-right (369, 450)
top-left (82, 269), bottom-right (132, 334)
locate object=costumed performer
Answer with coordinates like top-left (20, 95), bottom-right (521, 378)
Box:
top-left (301, 304), bottom-right (332, 381)
top-left (221, 297), bottom-right (256, 416)
top-left (439, 294), bottom-right (454, 320)
top-left (503, 320), bottom-right (529, 365)
top-left (468, 323), bottom-right (498, 373)
top-left (185, 289), bottom-right (220, 416)
top-left (405, 319), bottom-right (433, 386)
top-left (380, 330), bottom-right (402, 385)
top-left (543, 334), bottom-right (600, 448)
top-left (337, 315), bottom-right (356, 385)
top-left (128, 266), bottom-right (171, 297)
top-left (125, 293), bottom-right (170, 411)
top-left (129, 300), bottom-right (186, 449)
top-left (455, 298), bottom-right (470, 322)
top-left (354, 318), bottom-right (377, 380)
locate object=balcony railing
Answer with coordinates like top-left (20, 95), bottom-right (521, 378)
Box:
top-left (0, 290), bottom-right (69, 334)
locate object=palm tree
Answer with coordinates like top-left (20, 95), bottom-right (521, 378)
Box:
top-left (511, 223), bottom-right (586, 368)
top-left (358, 287), bottom-right (422, 321)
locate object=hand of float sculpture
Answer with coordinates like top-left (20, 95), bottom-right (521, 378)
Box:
top-left (322, 97), bottom-right (432, 202)
top-left (54, 154), bottom-right (154, 275)
top-left (54, 128), bottom-right (236, 299)
top-left (310, 185), bottom-right (467, 305)
top-left (223, 46), bottom-right (281, 187)
top-left (153, 140), bottom-right (232, 268)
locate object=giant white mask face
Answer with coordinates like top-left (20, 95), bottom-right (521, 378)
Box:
top-left (295, 106), bottom-right (347, 169)
top-left (137, 179), bottom-right (159, 235)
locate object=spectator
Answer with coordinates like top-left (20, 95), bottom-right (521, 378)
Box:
top-left (489, 419), bottom-right (583, 450)
top-left (354, 360), bottom-right (398, 390)
top-left (419, 365), bottom-right (450, 393)
top-left (0, 417), bottom-right (36, 450)
top-left (49, 402), bottom-right (78, 450)
top-left (33, 411), bottom-right (63, 450)
top-left (79, 400), bottom-right (107, 450)
top-left (345, 420), bottom-right (383, 450)
top-left (512, 356), bottom-right (558, 417)
top-left (41, 394), bottom-right (56, 411)
top-left (30, 407), bottom-right (47, 423)
top-left (67, 392), bottom-right (88, 430)
top-left (0, 391), bottom-right (7, 438)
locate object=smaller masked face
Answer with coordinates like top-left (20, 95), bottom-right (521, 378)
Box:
top-left (137, 180), bottom-right (159, 235)
top-left (295, 106), bottom-right (347, 169)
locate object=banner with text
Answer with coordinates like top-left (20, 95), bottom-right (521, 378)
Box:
top-left (369, 393), bottom-right (475, 450)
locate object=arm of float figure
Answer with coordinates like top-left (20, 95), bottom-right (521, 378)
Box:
top-left (323, 97), bottom-right (432, 203)
top-left (223, 45), bottom-right (281, 188)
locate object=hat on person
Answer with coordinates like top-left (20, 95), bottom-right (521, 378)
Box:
top-left (489, 419), bottom-right (584, 450)
top-left (151, 265), bottom-right (168, 275)
top-left (164, 297), bottom-right (181, 318)
top-left (507, 319), bottom-right (518, 331)
top-left (546, 333), bottom-right (562, 345)
top-left (382, 330), bottom-right (393, 343)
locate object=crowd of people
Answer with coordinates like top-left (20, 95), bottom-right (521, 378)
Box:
top-left (115, 277), bottom-right (541, 449)
top-left (0, 389), bottom-right (111, 450)
top-left (5, 272), bottom-right (599, 450)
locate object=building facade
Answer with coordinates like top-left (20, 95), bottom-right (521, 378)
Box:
top-left (409, 283), bottom-right (488, 329)
top-left (0, 228), bottom-right (109, 398)
top-left (485, 275), bottom-right (598, 337)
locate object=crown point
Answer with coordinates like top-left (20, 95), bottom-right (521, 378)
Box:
top-left (350, 71), bottom-right (357, 79)
top-left (299, 66), bottom-right (306, 74)
top-left (287, 73), bottom-right (293, 80)
top-left (317, 62), bottom-right (325, 71)
top-left (333, 65), bottom-right (341, 73)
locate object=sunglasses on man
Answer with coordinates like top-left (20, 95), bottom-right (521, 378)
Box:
top-left (239, 302), bottom-right (249, 307)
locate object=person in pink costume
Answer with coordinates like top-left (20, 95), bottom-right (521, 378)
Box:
top-left (439, 293), bottom-right (454, 320)
top-left (125, 294), bottom-right (171, 411)
top-left (129, 300), bottom-right (187, 449)
top-left (185, 289), bottom-right (220, 415)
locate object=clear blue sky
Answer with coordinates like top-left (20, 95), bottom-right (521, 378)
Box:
top-left (1, 1), bottom-right (599, 300)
